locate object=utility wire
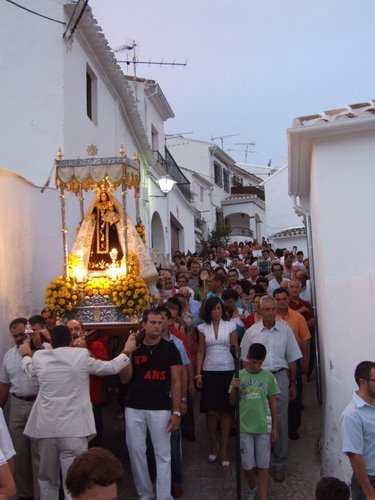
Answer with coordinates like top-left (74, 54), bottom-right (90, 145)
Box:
top-left (63, 0), bottom-right (81, 39)
top-left (68, 0), bottom-right (89, 40)
top-left (5, 0), bottom-right (66, 25)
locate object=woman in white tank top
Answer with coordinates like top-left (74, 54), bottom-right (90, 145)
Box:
top-left (196, 297), bottom-right (238, 466)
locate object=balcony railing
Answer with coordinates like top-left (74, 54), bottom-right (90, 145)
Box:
top-left (230, 186), bottom-right (265, 201)
top-left (153, 148), bottom-right (192, 202)
top-left (229, 226), bottom-right (254, 237)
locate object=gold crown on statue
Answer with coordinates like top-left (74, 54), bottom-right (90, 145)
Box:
top-left (98, 177), bottom-right (113, 194)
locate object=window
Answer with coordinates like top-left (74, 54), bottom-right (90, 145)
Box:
top-left (86, 65), bottom-right (97, 124)
top-left (214, 162), bottom-right (222, 187)
top-left (232, 175), bottom-right (243, 187)
top-left (216, 208), bottom-right (224, 223)
top-left (223, 170), bottom-right (230, 192)
top-left (200, 186), bottom-right (204, 202)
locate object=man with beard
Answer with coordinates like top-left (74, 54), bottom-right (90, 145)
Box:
top-left (340, 361), bottom-right (375, 499)
top-left (187, 260), bottom-right (201, 289)
top-left (0, 317), bottom-right (40, 499)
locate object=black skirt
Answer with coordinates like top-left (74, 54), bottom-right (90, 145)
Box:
top-left (200, 370), bottom-right (234, 413)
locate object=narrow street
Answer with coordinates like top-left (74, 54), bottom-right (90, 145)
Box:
top-left (102, 376), bottom-right (322, 499)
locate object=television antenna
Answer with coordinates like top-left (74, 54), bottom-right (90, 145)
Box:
top-left (227, 148), bottom-right (258, 158)
top-left (114, 41), bottom-right (186, 78)
top-left (210, 134), bottom-right (240, 149)
top-left (165, 132), bottom-right (194, 147)
top-left (235, 142), bottom-right (256, 162)
top-left (165, 132), bottom-right (194, 139)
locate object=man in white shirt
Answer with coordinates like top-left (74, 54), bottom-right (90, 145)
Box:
top-left (19, 325), bottom-right (136, 500)
top-left (240, 296), bottom-right (301, 483)
top-left (0, 317), bottom-right (40, 500)
top-left (268, 263), bottom-right (290, 294)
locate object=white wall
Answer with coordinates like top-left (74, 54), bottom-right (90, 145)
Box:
top-left (146, 186), bottom-right (195, 257)
top-left (271, 235), bottom-right (307, 255)
top-left (64, 37), bottom-right (130, 159)
top-left (126, 80), bottom-right (167, 154)
top-left (0, 170), bottom-right (77, 359)
top-left (168, 139), bottom-right (212, 182)
top-left (169, 190), bottom-right (195, 253)
top-left (167, 138), bottom-right (216, 228)
top-left (223, 200), bottom-right (266, 241)
top-left (0, 1), bottom-right (65, 186)
top-left (264, 166), bottom-right (305, 237)
top-left (310, 130), bottom-right (375, 480)
top-left (0, 0), bottom-right (147, 188)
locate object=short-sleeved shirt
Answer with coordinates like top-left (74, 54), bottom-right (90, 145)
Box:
top-left (240, 320), bottom-right (302, 371)
top-left (125, 339), bottom-right (182, 411)
top-left (268, 278), bottom-right (290, 293)
top-left (229, 368), bottom-right (280, 434)
top-left (288, 298), bottom-right (314, 324)
top-left (340, 392), bottom-right (375, 476)
top-left (300, 281), bottom-right (312, 303)
top-left (0, 346), bottom-right (39, 397)
top-left (198, 320), bottom-right (236, 371)
top-left (206, 291), bottom-right (224, 302)
top-left (276, 308), bottom-right (311, 348)
top-left (0, 408), bottom-right (15, 465)
top-left (167, 333), bottom-right (190, 366)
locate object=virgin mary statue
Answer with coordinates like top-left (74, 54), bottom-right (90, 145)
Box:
top-left (71, 190), bottom-right (157, 282)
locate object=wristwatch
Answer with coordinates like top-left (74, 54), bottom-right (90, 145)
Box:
top-left (172, 410), bottom-right (181, 417)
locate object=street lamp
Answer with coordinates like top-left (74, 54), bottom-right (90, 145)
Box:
top-left (154, 175), bottom-right (176, 265)
top-left (157, 176), bottom-right (176, 194)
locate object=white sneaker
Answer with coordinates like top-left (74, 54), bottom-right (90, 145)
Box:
top-left (247, 487), bottom-right (257, 500)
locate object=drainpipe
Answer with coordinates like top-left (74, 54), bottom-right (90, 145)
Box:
top-left (291, 196), bottom-right (322, 405)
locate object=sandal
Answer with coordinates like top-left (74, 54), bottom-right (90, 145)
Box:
top-left (208, 443), bottom-right (219, 463)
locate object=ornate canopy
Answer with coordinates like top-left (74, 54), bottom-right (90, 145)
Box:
top-left (53, 147), bottom-right (145, 279)
top-left (55, 156), bottom-right (140, 193)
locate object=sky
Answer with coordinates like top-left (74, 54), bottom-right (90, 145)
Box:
top-left (90, 0), bottom-right (375, 167)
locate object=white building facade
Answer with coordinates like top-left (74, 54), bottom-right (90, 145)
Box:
top-left (0, 1), bottom-right (193, 354)
top-left (288, 100), bottom-right (375, 480)
top-left (262, 165), bottom-right (307, 253)
top-left (167, 137), bottom-right (267, 246)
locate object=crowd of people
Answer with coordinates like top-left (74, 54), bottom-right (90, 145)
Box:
top-left (0, 239), bottom-right (370, 499)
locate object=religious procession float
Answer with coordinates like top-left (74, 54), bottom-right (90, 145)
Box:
top-left (44, 146), bottom-right (158, 331)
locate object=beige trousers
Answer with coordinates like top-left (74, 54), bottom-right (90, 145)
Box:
top-left (9, 395), bottom-right (40, 499)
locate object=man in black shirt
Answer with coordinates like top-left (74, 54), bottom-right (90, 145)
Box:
top-left (120, 309), bottom-right (182, 500)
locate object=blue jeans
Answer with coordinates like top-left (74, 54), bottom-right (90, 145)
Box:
top-left (351, 474), bottom-right (375, 499)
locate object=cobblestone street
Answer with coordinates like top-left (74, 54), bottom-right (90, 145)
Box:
top-left (102, 375), bottom-right (322, 499)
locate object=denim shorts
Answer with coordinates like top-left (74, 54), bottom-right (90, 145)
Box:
top-left (240, 432), bottom-right (271, 470)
